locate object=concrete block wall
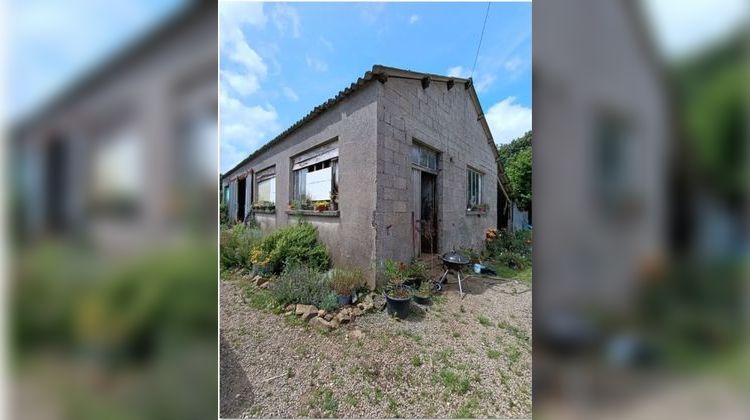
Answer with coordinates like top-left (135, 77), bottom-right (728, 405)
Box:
top-left (227, 83), bottom-right (380, 287)
top-left (375, 77), bottom-right (498, 265)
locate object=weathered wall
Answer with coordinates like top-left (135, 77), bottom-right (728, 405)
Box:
top-left (225, 83), bottom-right (379, 286)
top-left (375, 77), bottom-right (498, 266)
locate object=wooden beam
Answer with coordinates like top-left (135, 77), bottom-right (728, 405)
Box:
top-left (421, 76), bottom-right (430, 89)
top-left (447, 79), bottom-right (455, 90)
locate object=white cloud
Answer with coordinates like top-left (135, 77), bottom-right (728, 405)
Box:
top-left (221, 70), bottom-right (260, 96)
top-left (504, 56), bottom-right (523, 72)
top-left (409, 14), bottom-right (420, 24)
top-left (319, 36), bottom-right (334, 51)
top-left (271, 3), bottom-right (301, 38)
top-left (306, 55), bottom-right (328, 72)
top-left (360, 3), bottom-right (386, 25)
top-left (641, 0), bottom-right (749, 58)
top-left (220, 91), bottom-right (280, 172)
top-left (282, 86), bottom-right (299, 102)
top-left (219, 1), bottom-right (267, 34)
top-left (220, 2), bottom-right (269, 97)
top-left (475, 74), bottom-right (496, 93)
top-left (446, 66), bottom-right (470, 79)
top-left (485, 97), bottom-right (532, 145)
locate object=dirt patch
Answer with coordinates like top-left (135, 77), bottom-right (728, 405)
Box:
top-left (220, 271), bottom-right (532, 418)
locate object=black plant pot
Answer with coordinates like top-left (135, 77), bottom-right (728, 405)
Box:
top-left (337, 294), bottom-right (352, 306)
top-left (412, 294), bottom-right (432, 305)
top-left (384, 290), bottom-right (412, 319)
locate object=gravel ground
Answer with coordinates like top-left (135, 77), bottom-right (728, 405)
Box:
top-left (220, 269), bottom-right (532, 419)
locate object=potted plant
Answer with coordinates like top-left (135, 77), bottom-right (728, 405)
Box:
top-left (403, 260), bottom-right (428, 290)
top-left (382, 259), bottom-right (412, 319)
top-left (330, 268), bottom-right (362, 305)
top-left (412, 280), bottom-right (433, 305)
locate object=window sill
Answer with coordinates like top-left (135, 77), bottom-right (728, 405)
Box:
top-left (466, 210), bottom-right (488, 217)
top-left (286, 210), bottom-right (340, 217)
top-left (252, 209), bottom-right (276, 214)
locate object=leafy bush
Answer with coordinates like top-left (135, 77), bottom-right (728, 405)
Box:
top-left (250, 221), bottom-right (330, 274)
top-left (330, 268), bottom-right (363, 295)
top-left (319, 292), bottom-right (339, 312)
top-left (484, 228), bottom-right (532, 258)
top-left (403, 260), bottom-right (428, 279)
top-left (269, 264), bottom-right (333, 308)
top-left (220, 224), bottom-right (263, 270)
top-left (220, 201), bottom-right (229, 225)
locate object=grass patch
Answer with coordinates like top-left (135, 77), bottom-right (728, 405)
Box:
top-left (453, 396), bottom-right (480, 418)
top-left (436, 349), bottom-right (454, 364)
top-left (432, 294), bottom-right (447, 305)
top-left (435, 368), bottom-right (471, 395)
top-left (387, 397), bottom-right (400, 416)
top-left (478, 316), bottom-right (492, 326)
top-left (308, 388), bottom-right (338, 417)
top-left (343, 393), bottom-right (358, 407)
top-left (398, 329), bottom-right (423, 343)
top-left (487, 349), bottom-right (501, 359)
top-left (411, 355), bottom-right (423, 367)
top-left (452, 331), bottom-right (461, 338)
top-left (244, 284), bottom-right (282, 312)
top-left (498, 320), bottom-right (530, 344)
top-left (492, 265), bottom-right (533, 285)
top-left (506, 345), bottom-right (522, 365)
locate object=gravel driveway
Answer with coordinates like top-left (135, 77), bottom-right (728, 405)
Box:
top-left (220, 271), bottom-right (532, 419)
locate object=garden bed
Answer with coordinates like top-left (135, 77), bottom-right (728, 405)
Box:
top-left (220, 270), bottom-right (532, 418)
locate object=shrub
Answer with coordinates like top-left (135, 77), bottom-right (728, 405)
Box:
top-left (330, 268), bottom-right (363, 296)
top-left (403, 260), bottom-right (428, 280)
top-left (483, 228), bottom-right (532, 269)
top-left (220, 201), bottom-right (229, 225)
top-left (269, 264), bottom-right (333, 308)
top-left (220, 224), bottom-right (263, 270)
top-left (485, 228), bottom-right (532, 257)
top-left (319, 292), bottom-right (339, 312)
top-left (250, 221), bottom-right (330, 274)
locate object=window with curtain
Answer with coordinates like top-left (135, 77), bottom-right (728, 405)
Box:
top-left (291, 141), bottom-right (339, 211)
top-left (467, 168), bottom-right (483, 211)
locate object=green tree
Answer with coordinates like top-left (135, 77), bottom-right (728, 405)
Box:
top-left (498, 131), bottom-right (532, 211)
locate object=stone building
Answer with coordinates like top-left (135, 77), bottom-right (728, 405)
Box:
top-left (12, 2), bottom-right (217, 252)
top-left (222, 65), bottom-right (513, 286)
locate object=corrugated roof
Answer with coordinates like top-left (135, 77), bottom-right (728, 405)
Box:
top-left (222, 64), bottom-right (511, 197)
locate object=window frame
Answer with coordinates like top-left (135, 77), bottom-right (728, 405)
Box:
top-left (466, 167), bottom-right (484, 212)
top-left (290, 142), bottom-right (339, 212)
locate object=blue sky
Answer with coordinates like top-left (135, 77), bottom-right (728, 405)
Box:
top-left (7, 0), bottom-right (185, 122)
top-left (220, 1), bottom-right (532, 173)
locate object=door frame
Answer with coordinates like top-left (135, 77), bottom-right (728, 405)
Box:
top-left (411, 164), bottom-right (440, 257)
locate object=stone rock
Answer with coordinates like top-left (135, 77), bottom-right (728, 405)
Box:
top-left (317, 309), bottom-right (326, 317)
top-left (285, 304), bottom-right (295, 312)
top-left (324, 313), bottom-right (334, 322)
top-left (283, 310), bottom-right (294, 316)
top-left (335, 311), bottom-right (351, 324)
top-left (353, 307), bottom-right (363, 317)
top-left (330, 317), bottom-right (340, 328)
top-left (258, 281), bottom-right (270, 289)
top-left (309, 317), bottom-right (333, 331)
top-left (296, 304), bottom-right (318, 320)
top-left (256, 277), bottom-right (269, 287)
top-left (372, 294), bottom-right (386, 310)
top-left (362, 295), bottom-right (374, 311)
top-left (350, 329), bottom-right (365, 340)
top-left (251, 275), bottom-right (263, 285)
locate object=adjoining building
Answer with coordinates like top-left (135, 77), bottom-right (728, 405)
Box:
top-left (222, 65), bottom-right (515, 287)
